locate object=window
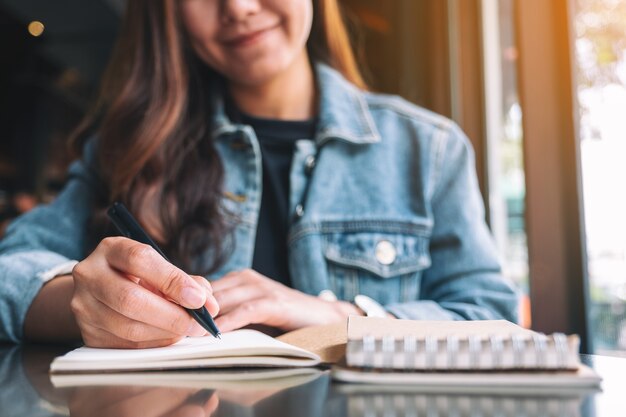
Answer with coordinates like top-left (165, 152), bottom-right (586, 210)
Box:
top-left (572, 0), bottom-right (626, 356)
top-left (481, 0), bottom-right (530, 327)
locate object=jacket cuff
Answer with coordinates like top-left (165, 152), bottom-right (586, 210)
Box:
top-left (38, 260), bottom-right (78, 282)
top-left (0, 252), bottom-right (77, 343)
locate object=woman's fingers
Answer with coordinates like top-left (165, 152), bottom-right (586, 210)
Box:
top-left (71, 237), bottom-right (223, 348)
top-left (211, 269), bottom-right (295, 331)
top-left (190, 275), bottom-right (219, 317)
top-left (76, 266), bottom-right (207, 337)
top-left (80, 324), bottom-right (183, 349)
top-left (210, 269), bottom-right (353, 332)
top-left (214, 299), bottom-right (282, 332)
top-left (212, 284), bottom-right (265, 315)
top-left (209, 269), bottom-right (261, 293)
top-left (102, 237), bottom-right (208, 309)
top-left (89, 298), bottom-right (204, 341)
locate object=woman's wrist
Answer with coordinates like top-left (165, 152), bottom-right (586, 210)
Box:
top-left (24, 274), bottom-right (82, 344)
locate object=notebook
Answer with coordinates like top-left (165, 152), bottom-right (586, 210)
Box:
top-left (50, 329), bottom-right (322, 373)
top-left (331, 316), bottom-right (602, 388)
top-left (50, 367), bottom-right (324, 390)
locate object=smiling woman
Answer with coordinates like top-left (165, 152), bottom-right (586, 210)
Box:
top-left (181, 0), bottom-right (313, 88)
top-left (0, 0), bottom-right (518, 348)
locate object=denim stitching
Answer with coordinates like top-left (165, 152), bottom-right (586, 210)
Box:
top-left (288, 219), bottom-right (433, 243)
top-left (428, 126), bottom-right (449, 201)
top-left (366, 94), bottom-right (455, 131)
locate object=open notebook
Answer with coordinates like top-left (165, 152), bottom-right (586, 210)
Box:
top-left (331, 316), bottom-right (602, 389)
top-left (50, 367), bottom-right (324, 391)
top-left (50, 329), bottom-right (322, 373)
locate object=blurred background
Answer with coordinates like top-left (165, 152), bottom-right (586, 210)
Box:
top-left (0, 0), bottom-right (624, 356)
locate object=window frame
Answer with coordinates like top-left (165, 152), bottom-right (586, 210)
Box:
top-left (513, 0), bottom-right (591, 352)
top-left (446, 0), bottom-right (592, 350)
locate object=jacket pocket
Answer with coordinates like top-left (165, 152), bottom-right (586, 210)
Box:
top-left (321, 220), bottom-right (432, 304)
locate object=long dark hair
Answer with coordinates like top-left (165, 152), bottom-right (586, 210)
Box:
top-left (70, 0), bottom-right (365, 274)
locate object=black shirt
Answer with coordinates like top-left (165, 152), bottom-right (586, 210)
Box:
top-left (236, 112), bottom-right (317, 287)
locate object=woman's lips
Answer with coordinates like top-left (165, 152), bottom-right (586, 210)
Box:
top-left (221, 24), bottom-right (279, 48)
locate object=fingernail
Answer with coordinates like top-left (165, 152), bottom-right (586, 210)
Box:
top-left (181, 286), bottom-right (205, 308)
top-left (201, 279), bottom-right (213, 294)
top-left (208, 295), bottom-right (220, 317)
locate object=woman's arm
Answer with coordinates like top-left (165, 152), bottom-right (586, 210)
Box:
top-left (0, 144), bottom-right (100, 343)
top-left (23, 274), bottom-right (81, 343)
top-left (385, 123), bottom-right (520, 322)
top-left (1, 139), bottom-right (218, 347)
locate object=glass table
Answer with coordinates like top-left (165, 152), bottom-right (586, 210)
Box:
top-left (1, 345), bottom-right (624, 417)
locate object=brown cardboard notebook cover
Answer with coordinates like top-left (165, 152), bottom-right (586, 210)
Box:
top-left (331, 316), bottom-right (602, 389)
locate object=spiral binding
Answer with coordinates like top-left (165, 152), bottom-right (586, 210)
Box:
top-left (346, 332), bottom-right (579, 371)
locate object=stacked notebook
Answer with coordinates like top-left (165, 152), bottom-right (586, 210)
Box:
top-left (332, 316), bottom-right (601, 389)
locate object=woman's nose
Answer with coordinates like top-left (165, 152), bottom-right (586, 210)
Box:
top-left (221, 0), bottom-right (262, 24)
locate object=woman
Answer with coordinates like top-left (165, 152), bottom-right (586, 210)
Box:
top-left (0, 0), bottom-right (518, 347)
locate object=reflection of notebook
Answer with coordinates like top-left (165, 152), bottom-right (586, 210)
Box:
top-left (332, 316), bottom-right (602, 388)
top-left (343, 391), bottom-right (593, 417)
top-left (51, 368), bottom-right (326, 412)
top-left (50, 330), bottom-right (322, 373)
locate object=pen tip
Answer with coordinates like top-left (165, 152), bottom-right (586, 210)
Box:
top-left (216, 333), bottom-right (222, 340)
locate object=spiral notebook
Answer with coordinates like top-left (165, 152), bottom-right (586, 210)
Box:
top-left (332, 316), bottom-right (602, 388)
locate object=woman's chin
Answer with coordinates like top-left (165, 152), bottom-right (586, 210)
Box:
top-left (223, 55), bottom-right (295, 87)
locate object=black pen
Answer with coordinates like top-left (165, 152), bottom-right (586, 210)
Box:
top-left (107, 202), bottom-right (221, 339)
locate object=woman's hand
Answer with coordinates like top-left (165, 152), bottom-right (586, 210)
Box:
top-left (71, 236), bottom-right (219, 348)
top-left (211, 269), bottom-right (362, 333)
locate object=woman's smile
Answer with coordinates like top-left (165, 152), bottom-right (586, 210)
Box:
top-left (181, 0), bottom-right (313, 86)
top-left (220, 22), bottom-right (282, 50)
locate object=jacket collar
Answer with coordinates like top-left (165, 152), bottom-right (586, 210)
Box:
top-left (210, 63), bottom-right (381, 145)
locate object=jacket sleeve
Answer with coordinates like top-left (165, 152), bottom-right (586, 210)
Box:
top-left (386, 123), bottom-right (520, 322)
top-left (0, 139), bottom-right (100, 342)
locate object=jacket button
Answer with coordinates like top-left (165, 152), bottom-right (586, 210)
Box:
top-left (294, 204), bottom-right (305, 218)
top-left (304, 155), bottom-right (316, 175)
top-left (375, 240), bottom-right (397, 265)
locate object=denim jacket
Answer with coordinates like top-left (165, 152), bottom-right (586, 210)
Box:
top-left (0, 64), bottom-right (519, 342)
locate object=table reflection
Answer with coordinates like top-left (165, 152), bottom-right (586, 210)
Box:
top-left (52, 368), bottom-right (328, 417)
top-left (338, 388), bottom-right (596, 417)
top-left (0, 345), bottom-right (612, 417)
top-left (1, 344), bottom-right (333, 417)
top-left (0, 344), bottom-right (70, 417)
top-left (67, 386), bottom-right (218, 417)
